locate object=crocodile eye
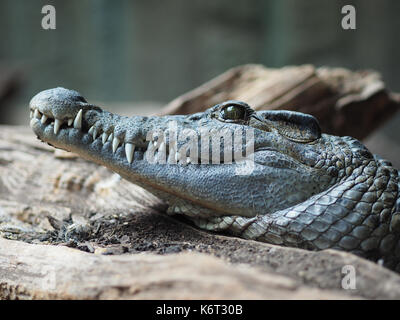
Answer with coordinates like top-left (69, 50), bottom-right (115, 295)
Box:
top-left (220, 105), bottom-right (248, 121)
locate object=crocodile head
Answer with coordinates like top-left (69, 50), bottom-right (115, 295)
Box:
top-left (29, 87), bottom-right (371, 219)
top-left (30, 87), bottom-right (400, 269)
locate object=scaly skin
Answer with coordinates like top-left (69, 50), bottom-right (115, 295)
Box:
top-left (29, 88), bottom-right (400, 271)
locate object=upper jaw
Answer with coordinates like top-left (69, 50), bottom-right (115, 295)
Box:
top-left (29, 87), bottom-right (102, 140)
top-left (29, 101), bottom-right (318, 171)
top-left (29, 95), bottom-right (200, 167)
top-left (29, 87), bottom-right (91, 120)
top-left (29, 104), bottom-right (86, 135)
top-left (29, 104), bottom-right (150, 166)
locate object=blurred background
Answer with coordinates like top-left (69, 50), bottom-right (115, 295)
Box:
top-left (0, 0), bottom-right (399, 165)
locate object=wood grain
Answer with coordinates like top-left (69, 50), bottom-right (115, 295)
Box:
top-left (160, 64), bottom-right (400, 140)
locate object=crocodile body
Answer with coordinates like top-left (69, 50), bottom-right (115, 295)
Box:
top-left (29, 88), bottom-right (400, 271)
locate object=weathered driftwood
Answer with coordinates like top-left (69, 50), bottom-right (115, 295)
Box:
top-left (1, 64), bottom-right (400, 300)
top-left (0, 238), bottom-right (357, 300)
top-left (1, 126), bottom-right (400, 300)
top-left (161, 64), bottom-right (400, 140)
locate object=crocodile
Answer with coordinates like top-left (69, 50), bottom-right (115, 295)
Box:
top-left (29, 87), bottom-right (400, 271)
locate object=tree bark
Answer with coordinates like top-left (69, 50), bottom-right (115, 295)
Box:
top-left (160, 64), bottom-right (400, 140)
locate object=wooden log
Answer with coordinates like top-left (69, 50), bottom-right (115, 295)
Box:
top-left (160, 64), bottom-right (400, 140)
top-left (1, 126), bottom-right (400, 299)
top-left (0, 237), bottom-right (359, 300)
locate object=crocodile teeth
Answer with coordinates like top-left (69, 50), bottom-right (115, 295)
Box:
top-left (88, 126), bottom-right (98, 140)
top-left (67, 118), bottom-right (73, 126)
top-left (54, 119), bottom-right (61, 135)
top-left (125, 143), bottom-right (135, 164)
top-left (34, 109), bottom-right (40, 119)
top-left (73, 109), bottom-right (82, 129)
top-left (107, 132), bottom-right (114, 142)
top-left (112, 137), bottom-right (120, 153)
top-left (30, 110), bottom-right (33, 118)
top-left (102, 132), bottom-right (108, 144)
top-left (40, 114), bottom-right (48, 124)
